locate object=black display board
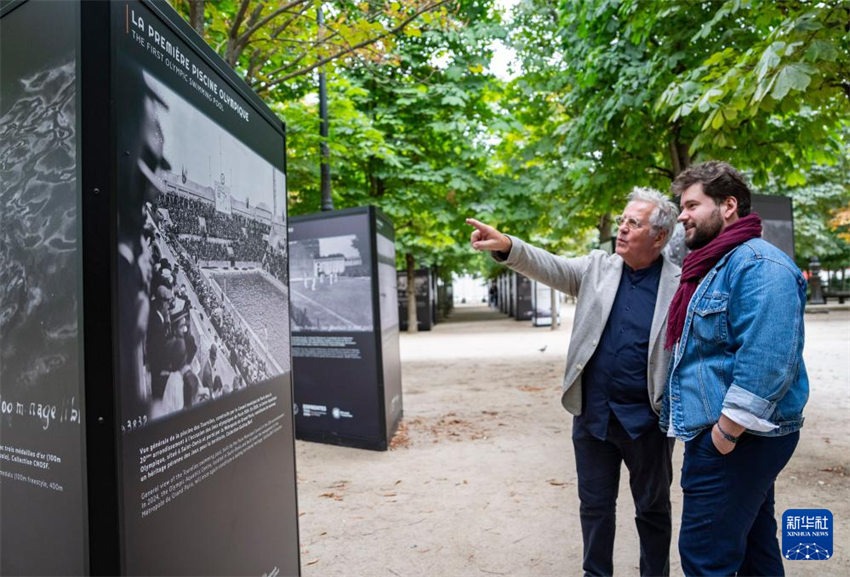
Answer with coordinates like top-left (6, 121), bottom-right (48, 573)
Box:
top-left (498, 275), bottom-right (506, 312)
top-left (752, 194), bottom-right (795, 260)
top-left (503, 270), bottom-right (517, 317)
top-left (436, 277), bottom-right (453, 320)
top-left (1, 2), bottom-right (87, 574)
top-left (398, 268), bottom-right (435, 331)
top-left (289, 206), bottom-right (403, 451)
top-left (498, 273), bottom-right (507, 314)
top-left (512, 272), bottom-right (533, 321)
top-left (429, 267), bottom-right (439, 325)
top-left (1, 1), bottom-right (300, 575)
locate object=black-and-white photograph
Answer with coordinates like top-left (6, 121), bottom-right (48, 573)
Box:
top-left (289, 233), bottom-right (373, 331)
top-left (0, 58), bottom-right (80, 434)
top-left (116, 65), bottom-right (289, 428)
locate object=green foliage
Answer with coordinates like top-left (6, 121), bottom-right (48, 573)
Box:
top-left (499, 0), bottom-right (849, 267)
top-left (656, 0), bottom-right (850, 185)
top-left (340, 13), bottom-right (503, 272)
top-left (167, 0), bottom-right (850, 280)
top-left (169, 0), bottom-right (503, 277)
top-left (479, 1), bottom-right (603, 252)
top-left (273, 75), bottom-right (393, 215)
top-left (778, 161), bottom-right (850, 270)
top-left (496, 0), bottom-right (716, 251)
top-left (168, 0), bottom-right (462, 101)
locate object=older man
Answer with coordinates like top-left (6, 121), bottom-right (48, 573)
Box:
top-left (663, 161), bottom-right (808, 576)
top-left (468, 187), bottom-right (680, 576)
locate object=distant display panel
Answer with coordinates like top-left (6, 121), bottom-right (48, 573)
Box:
top-left (398, 268), bottom-right (434, 331)
top-left (532, 281), bottom-right (559, 327)
top-left (514, 272), bottom-right (533, 320)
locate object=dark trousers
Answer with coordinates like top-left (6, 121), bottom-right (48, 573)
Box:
top-left (680, 429), bottom-right (799, 577)
top-left (573, 416), bottom-right (674, 577)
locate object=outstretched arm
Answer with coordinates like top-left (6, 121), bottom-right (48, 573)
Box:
top-left (466, 217), bottom-right (591, 297)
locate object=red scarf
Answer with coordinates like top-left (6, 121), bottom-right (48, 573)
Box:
top-left (665, 213), bottom-right (762, 350)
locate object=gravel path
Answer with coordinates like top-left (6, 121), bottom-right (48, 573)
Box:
top-left (296, 305), bottom-right (850, 576)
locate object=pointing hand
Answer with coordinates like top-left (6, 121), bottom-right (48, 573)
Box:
top-left (466, 218), bottom-right (512, 253)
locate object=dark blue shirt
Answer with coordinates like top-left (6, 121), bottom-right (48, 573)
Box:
top-left (575, 257), bottom-right (662, 440)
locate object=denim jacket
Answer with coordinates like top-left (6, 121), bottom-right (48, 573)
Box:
top-left (661, 238), bottom-right (809, 441)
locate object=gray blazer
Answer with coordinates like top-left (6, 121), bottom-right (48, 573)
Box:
top-left (496, 236), bottom-right (681, 416)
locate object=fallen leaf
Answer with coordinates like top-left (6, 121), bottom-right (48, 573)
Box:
top-left (390, 421), bottom-right (411, 450)
top-left (518, 385), bottom-right (546, 392)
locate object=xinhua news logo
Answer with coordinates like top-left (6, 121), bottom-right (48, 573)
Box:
top-left (782, 509), bottom-right (833, 561)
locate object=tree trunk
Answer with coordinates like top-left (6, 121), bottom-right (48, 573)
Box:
top-left (406, 253), bottom-right (418, 333)
top-left (664, 122), bottom-right (693, 267)
top-left (598, 213), bottom-right (613, 252)
top-left (188, 0), bottom-right (205, 36)
top-left (367, 158), bottom-right (385, 198)
top-left (668, 121), bottom-right (691, 178)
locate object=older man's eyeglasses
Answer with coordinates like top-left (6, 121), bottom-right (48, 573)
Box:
top-left (614, 215), bottom-right (644, 230)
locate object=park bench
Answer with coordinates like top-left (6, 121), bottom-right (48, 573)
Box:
top-left (823, 290), bottom-right (850, 304)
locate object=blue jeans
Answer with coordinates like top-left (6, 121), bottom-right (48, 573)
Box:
top-left (573, 416), bottom-right (674, 576)
top-left (680, 429), bottom-right (799, 576)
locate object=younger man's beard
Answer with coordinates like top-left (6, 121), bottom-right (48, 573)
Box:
top-left (685, 207), bottom-right (724, 250)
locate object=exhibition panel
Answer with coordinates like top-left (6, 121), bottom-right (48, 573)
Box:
top-left (0, 1), bottom-right (87, 573)
top-left (1, 1), bottom-right (300, 574)
top-left (290, 207), bottom-right (403, 451)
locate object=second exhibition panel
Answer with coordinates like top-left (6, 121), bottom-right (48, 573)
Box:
top-left (290, 206), bottom-right (403, 451)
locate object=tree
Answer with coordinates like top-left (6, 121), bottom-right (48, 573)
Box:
top-left (496, 0), bottom-right (721, 251)
top-left (474, 1), bottom-right (607, 257)
top-left (169, 1), bottom-right (504, 303)
top-left (501, 0), bottom-right (848, 261)
top-left (657, 0), bottom-right (850, 186)
top-left (166, 0), bottom-right (850, 290)
top-left (780, 162), bottom-right (850, 272)
top-left (169, 0), bottom-right (455, 100)
top-left (337, 3), bottom-right (501, 328)
top-left (273, 74), bottom-right (395, 215)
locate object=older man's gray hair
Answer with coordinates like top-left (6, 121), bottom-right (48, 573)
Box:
top-left (627, 187), bottom-right (678, 246)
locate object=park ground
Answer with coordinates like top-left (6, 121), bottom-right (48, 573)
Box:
top-left (295, 304), bottom-right (850, 577)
